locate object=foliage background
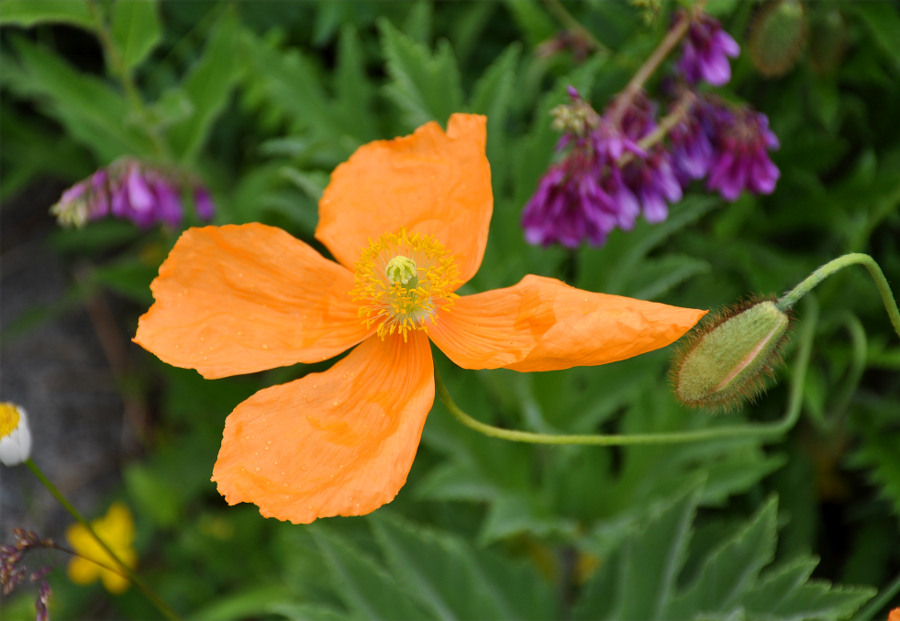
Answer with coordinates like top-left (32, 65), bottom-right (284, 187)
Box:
top-left (1, 1), bottom-right (898, 619)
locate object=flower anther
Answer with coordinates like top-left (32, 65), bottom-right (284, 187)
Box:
top-left (352, 229), bottom-right (459, 341)
top-left (0, 402), bottom-right (31, 466)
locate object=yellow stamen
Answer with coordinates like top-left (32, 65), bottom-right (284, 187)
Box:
top-left (0, 403), bottom-right (21, 438)
top-left (351, 229), bottom-right (460, 341)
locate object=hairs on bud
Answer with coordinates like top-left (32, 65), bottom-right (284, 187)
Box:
top-left (670, 296), bottom-right (793, 411)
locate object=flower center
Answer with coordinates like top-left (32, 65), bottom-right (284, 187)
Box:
top-left (351, 229), bottom-right (460, 341)
top-left (0, 403), bottom-right (21, 438)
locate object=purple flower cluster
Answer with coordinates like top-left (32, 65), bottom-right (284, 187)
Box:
top-left (522, 91), bottom-right (647, 247)
top-left (670, 97), bottom-right (780, 201)
top-left (51, 159), bottom-right (215, 229)
top-left (522, 10), bottom-right (779, 248)
top-left (677, 12), bottom-right (740, 87)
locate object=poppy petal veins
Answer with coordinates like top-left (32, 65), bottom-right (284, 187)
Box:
top-left (211, 332), bottom-right (434, 523)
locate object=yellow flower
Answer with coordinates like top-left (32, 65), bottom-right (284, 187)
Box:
top-left (66, 502), bottom-right (137, 594)
top-left (0, 402), bottom-right (31, 466)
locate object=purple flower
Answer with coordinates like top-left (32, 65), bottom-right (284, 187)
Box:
top-left (523, 99), bottom-right (648, 248)
top-left (523, 154), bottom-right (619, 248)
top-left (193, 187), bottom-right (216, 220)
top-left (677, 13), bottom-right (740, 86)
top-left (623, 148), bottom-right (683, 223)
top-left (669, 99), bottom-right (716, 185)
top-left (707, 107), bottom-right (780, 201)
top-left (51, 158), bottom-right (216, 229)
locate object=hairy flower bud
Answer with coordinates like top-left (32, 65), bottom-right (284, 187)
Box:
top-left (671, 299), bottom-right (791, 410)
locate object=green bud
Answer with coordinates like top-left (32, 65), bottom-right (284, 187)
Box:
top-left (748, 0), bottom-right (807, 78)
top-left (671, 299), bottom-right (792, 410)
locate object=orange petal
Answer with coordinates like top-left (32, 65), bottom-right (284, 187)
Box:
top-left (211, 332), bottom-right (434, 523)
top-left (134, 224), bottom-right (371, 379)
top-left (316, 113), bottom-right (492, 284)
top-left (429, 274), bottom-right (707, 372)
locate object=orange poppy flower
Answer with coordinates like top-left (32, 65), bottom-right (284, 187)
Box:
top-left (135, 114), bottom-right (706, 524)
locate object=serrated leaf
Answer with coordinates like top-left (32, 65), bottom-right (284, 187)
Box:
top-left (616, 482), bottom-right (703, 620)
top-left (850, 429), bottom-right (900, 517)
top-left (311, 526), bottom-right (426, 621)
top-left (371, 514), bottom-right (556, 621)
top-left (670, 498), bottom-right (779, 617)
top-left (470, 43), bottom-right (521, 190)
top-left (6, 35), bottom-right (154, 159)
top-left (379, 18), bottom-right (463, 127)
top-left (502, 0), bottom-right (557, 46)
top-left (110, 0), bottom-right (161, 73)
top-left (576, 488), bottom-right (875, 621)
top-left (166, 9), bottom-right (242, 163)
top-left (0, 0), bottom-right (94, 29)
top-left (333, 24), bottom-right (377, 141)
top-left (574, 482), bottom-right (704, 620)
top-left (241, 32), bottom-right (359, 154)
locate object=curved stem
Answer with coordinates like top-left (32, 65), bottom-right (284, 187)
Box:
top-left (25, 460), bottom-right (180, 620)
top-left (436, 298), bottom-right (817, 446)
top-left (608, 5), bottom-right (696, 125)
top-left (776, 253), bottom-right (900, 340)
top-left (86, 0), bottom-right (170, 160)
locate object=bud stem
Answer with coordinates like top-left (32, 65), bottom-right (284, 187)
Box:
top-left (25, 459), bottom-right (180, 620)
top-left (608, 1), bottom-right (706, 125)
top-left (776, 253), bottom-right (900, 339)
top-left (435, 297), bottom-right (816, 446)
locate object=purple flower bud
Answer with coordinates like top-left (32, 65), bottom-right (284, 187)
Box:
top-left (707, 108), bottom-right (780, 201)
top-left (52, 158), bottom-right (217, 230)
top-left (677, 13), bottom-right (740, 86)
top-left (193, 187), bottom-right (216, 221)
top-left (669, 99), bottom-right (716, 185)
top-left (624, 148), bottom-right (683, 223)
top-left (35, 578), bottom-right (50, 621)
top-left (151, 177), bottom-right (184, 229)
top-left (123, 163), bottom-right (156, 227)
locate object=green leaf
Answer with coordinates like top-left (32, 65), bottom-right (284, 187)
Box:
top-left (574, 481), bottom-right (704, 620)
top-left (371, 514), bottom-right (556, 621)
top-left (625, 254), bottom-right (712, 301)
top-left (333, 24), bottom-right (377, 141)
top-left (470, 43), bottom-right (522, 191)
top-left (0, 0), bottom-right (94, 29)
top-left (5, 36), bottom-right (155, 160)
top-left (90, 258), bottom-right (158, 304)
top-left (241, 32), bottom-right (360, 153)
top-left (670, 498), bottom-right (778, 617)
top-left (310, 526), bottom-right (426, 621)
top-left (379, 17), bottom-right (464, 127)
top-left (616, 482), bottom-right (702, 620)
top-left (502, 0), bottom-right (556, 46)
top-left (848, 2), bottom-right (900, 73)
top-left (574, 487), bottom-right (875, 620)
top-left (110, 0), bottom-right (162, 73)
top-left (186, 585), bottom-right (307, 621)
top-left (166, 9), bottom-right (243, 163)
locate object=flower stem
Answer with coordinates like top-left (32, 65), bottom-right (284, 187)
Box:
top-left (776, 253), bottom-right (900, 339)
top-left (608, 4), bottom-right (699, 125)
top-left (616, 90), bottom-right (695, 166)
top-left (25, 459), bottom-right (180, 620)
top-left (85, 0), bottom-right (171, 160)
top-left (542, 0), bottom-right (609, 55)
top-left (436, 297), bottom-right (817, 446)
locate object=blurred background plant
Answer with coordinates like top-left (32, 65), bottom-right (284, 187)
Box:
top-left (1, 0), bottom-right (898, 619)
